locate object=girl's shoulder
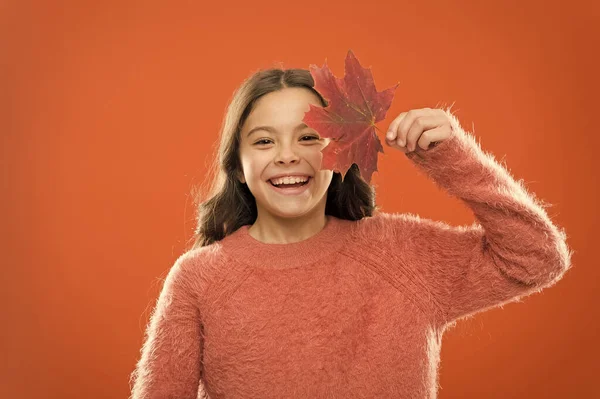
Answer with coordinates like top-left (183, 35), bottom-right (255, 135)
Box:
top-left (353, 210), bottom-right (425, 238)
top-left (170, 242), bottom-right (228, 291)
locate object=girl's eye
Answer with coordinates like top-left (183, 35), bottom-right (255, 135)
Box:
top-left (253, 136), bottom-right (319, 146)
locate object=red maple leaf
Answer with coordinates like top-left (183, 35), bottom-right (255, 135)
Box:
top-left (303, 49), bottom-right (398, 183)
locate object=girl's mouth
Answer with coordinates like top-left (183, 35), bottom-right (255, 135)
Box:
top-left (268, 177), bottom-right (312, 195)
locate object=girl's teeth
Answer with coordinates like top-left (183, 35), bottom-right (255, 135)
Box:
top-left (273, 177), bottom-right (307, 185)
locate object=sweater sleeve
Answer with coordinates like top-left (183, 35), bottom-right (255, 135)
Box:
top-left (398, 108), bottom-right (573, 327)
top-left (129, 252), bottom-right (205, 399)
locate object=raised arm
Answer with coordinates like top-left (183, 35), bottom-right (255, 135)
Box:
top-left (129, 252), bottom-right (205, 399)
top-left (392, 108), bottom-right (573, 327)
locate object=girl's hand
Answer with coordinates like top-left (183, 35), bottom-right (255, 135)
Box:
top-left (385, 108), bottom-right (454, 153)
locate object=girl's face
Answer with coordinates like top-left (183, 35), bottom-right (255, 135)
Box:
top-left (238, 87), bottom-right (334, 220)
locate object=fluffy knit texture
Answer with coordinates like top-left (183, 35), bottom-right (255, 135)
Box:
top-left (129, 109), bottom-right (573, 399)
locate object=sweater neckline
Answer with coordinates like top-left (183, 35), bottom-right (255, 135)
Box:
top-left (221, 215), bottom-right (349, 270)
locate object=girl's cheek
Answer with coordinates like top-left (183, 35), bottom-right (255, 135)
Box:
top-left (314, 147), bottom-right (325, 163)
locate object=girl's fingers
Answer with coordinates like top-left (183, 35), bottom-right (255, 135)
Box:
top-left (386, 112), bottom-right (407, 142)
top-left (385, 135), bottom-right (409, 153)
top-left (396, 108), bottom-right (434, 148)
top-left (386, 108), bottom-right (451, 152)
top-left (416, 125), bottom-right (448, 150)
top-left (405, 112), bottom-right (448, 151)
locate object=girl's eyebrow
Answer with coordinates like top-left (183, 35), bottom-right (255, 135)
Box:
top-left (246, 123), bottom-right (309, 138)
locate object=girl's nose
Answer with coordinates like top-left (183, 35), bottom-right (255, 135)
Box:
top-left (274, 146), bottom-right (300, 164)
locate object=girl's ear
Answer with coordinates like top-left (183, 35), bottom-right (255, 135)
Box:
top-left (237, 169), bottom-right (246, 184)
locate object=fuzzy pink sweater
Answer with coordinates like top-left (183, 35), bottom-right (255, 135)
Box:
top-left (129, 111), bottom-right (572, 399)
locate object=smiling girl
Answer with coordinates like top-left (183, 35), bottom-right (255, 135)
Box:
top-left (129, 68), bottom-right (572, 399)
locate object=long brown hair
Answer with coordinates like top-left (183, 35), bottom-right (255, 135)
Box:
top-left (188, 67), bottom-right (379, 249)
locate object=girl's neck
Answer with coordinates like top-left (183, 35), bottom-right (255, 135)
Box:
top-left (248, 212), bottom-right (329, 244)
top-left (220, 213), bottom-right (350, 270)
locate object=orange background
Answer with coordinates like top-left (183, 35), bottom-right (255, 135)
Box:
top-left (2, 0), bottom-right (598, 397)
